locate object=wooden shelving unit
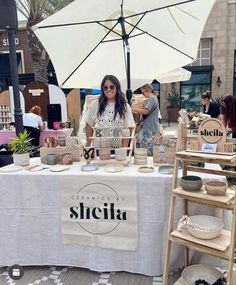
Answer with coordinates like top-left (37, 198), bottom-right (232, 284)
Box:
top-left (89, 126), bottom-right (136, 165)
top-left (163, 122), bottom-right (236, 285)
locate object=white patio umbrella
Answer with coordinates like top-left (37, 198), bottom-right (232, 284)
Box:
top-left (156, 67), bottom-right (191, 83)
top-left (33, 0), bottom-right (215, 102)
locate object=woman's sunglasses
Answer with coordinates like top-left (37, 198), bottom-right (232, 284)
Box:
top-left (102, 85), bottom-right (116, 91)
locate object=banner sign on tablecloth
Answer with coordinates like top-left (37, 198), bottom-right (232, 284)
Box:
top-left (60, 175), bottom-right (138, 250)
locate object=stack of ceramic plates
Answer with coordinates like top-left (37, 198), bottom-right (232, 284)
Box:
top-left (134, 148), bottom-right (147, 165)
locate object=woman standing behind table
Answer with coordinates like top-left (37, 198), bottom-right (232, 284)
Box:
top-left (220, 95), bottom-right (236, 138)
top-left (200, 91), bottom-right (220, 118)
top-left (23, 105), bottom-right (44, 147)
top-left (85, 75), bottom-right (135, 146)
top-left (131, 84), bottom-right (160, 150)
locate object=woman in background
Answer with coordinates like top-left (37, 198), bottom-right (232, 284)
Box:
top-left (200, 91), bottom-right (220, 118)
top-left (220, 94), bottom-right (236, 138)
top-left (23, 105), bottom-right (44, 147)
top-left (85, 75), bottom-right (134, 146)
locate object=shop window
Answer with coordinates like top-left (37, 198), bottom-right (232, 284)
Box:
top-left (180, 71), bottom-right (212, 112)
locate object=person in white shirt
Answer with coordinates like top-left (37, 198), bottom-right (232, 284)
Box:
top-left (23, 105), bottom-right (44, 147)
top-left (85, 75), bottom-right (135, 146)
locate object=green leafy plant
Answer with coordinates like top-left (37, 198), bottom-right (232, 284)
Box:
top-left (9, 130), bottom-right (33, 154)
top-left (167, 84), bottom-right (183, 109)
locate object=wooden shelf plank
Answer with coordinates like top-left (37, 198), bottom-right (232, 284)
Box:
top-left (176, 150), bottom-right (236, 164)
top-left (170, 229), bottom-right (230, 256)
top-left (187, 165), bottom-right (236, 177)
top-left (173, 187), bottom-right (235, 210)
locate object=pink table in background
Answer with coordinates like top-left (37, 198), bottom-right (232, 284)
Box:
top-left (0, 128), bottom-right (73, 146)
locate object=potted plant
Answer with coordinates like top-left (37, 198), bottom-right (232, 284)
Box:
top-left (9, 130), bottom-right (33, 166)
top-left (167, 83), bottom-right (182, 122)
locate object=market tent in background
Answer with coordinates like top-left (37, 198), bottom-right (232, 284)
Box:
top-left (33, 0), bottom-right (216, 94)
top-left (156, 67), bottom-right (191, 84)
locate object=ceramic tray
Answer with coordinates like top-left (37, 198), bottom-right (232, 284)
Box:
top-left (158, 165), bottom-right (174, 174)
top-left (0, 165), bottom-right (23, 173)
top-left (104, 164), bottom-right (124, 173)
top-left (138, 166), bottom-right (155, 173)
top-left (49, 165), bottom-right (70, 172)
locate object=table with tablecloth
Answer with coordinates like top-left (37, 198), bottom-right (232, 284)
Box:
top-left (0, 159), bottom-right (231, 276)
top-left (0, 128), bottom-right (73, 146)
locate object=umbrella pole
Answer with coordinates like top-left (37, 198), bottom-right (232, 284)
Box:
top-left (126, 45), bottom-right (132, 105)
top-left (118, 14), bottom-right (133, 105)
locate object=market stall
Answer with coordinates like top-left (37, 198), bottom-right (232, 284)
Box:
top-left (0, 158), bottom-right (230, 276)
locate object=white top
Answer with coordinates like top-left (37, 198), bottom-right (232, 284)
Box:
top-left (23, 113), bottom-right (43, 129)
top-left (84, 99), bottom-right (135, 128)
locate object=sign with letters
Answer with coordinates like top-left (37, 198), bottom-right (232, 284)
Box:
top-left (60, 175), bottom-right (138, 250)
top-left (2, 37), bottom-right (20, 46)
top-left (198, 118), bottom-right (226, 152)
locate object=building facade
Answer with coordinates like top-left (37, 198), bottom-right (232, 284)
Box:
top-left (160, 0), bottom-right (236, 119)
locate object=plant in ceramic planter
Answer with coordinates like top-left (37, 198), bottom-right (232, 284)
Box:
top-left (166, 83), bottom-right (183, 122)
top-left (9, 130), bottom-right (33, 166)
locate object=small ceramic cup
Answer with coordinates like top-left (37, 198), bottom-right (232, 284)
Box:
top-left (115, 148), bottom-right (127, 161)
top-left (57, 134), bottom-right (66, 147)
top-left (46, 154), bottom-right (58, 165)
top-left (65, 136), bottom-right (79, 148)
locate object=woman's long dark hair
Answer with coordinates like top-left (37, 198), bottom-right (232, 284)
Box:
top-left (220, 95), bottom-right (236, 129)
top-left (98, 75), bottom-right (127, 120)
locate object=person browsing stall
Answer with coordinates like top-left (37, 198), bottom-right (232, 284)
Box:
top-left (220, 94), bottom-right (236, 138)
top-left (85, 75), bottom-right (135, 146)
top-left (132, 84), bottom-right (160, 149)
top-left (23, 105), bottom-right (44, 147)
top-left (200, 91), bottom-right (220, 118)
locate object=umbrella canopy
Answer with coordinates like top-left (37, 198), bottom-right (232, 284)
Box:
top-left (33, 0), bottom-right (215, 92)
top-left (156, 67), bottom-right (191, 83)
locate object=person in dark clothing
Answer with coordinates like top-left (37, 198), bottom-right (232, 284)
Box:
top-left (220, 94), bottom-right (236, 138)
top-left (201, 91), bottom-right (220, 118)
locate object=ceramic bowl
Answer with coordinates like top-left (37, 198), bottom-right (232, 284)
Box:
top-left (180, 175), bottom-right (202, 191)
top-left (182, 264), bottom-right (224, 285)
top-left (205, 180), bottom-right (228, 196)
top-left (187, 215), bottom-right (224, 240)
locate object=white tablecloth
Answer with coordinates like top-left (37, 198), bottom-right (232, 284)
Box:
top-left (0, 159), bottom-right (230, 276)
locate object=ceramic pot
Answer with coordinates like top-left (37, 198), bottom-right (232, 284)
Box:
top-left (115, 148), bottom-right (127, 161)
top-left (57, 134), bottom-right (66, 147)
top-left (180, 175), bottom-right (203, 191)
top-left (13, 153), bottom-right (29, 166)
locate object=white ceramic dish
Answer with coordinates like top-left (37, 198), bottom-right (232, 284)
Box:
top-left (187, 215), bottom-right (224, 240)
top-left (49, 165), bottom-right (70, 172)
top-left (104, 164), bottom-right (124, 173)
top-left (81, 164), bottom-right (99, 172)
top-left (182, 264), bottom-right (224, 285)
top-left (138, 166), bottom-right (155, 173)
top-left (158, 165), bottom-right (174, 174)
top-left (0, 165), bottom-right (23, 173)
top-left (29, 165), bottom-right (45, 172)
